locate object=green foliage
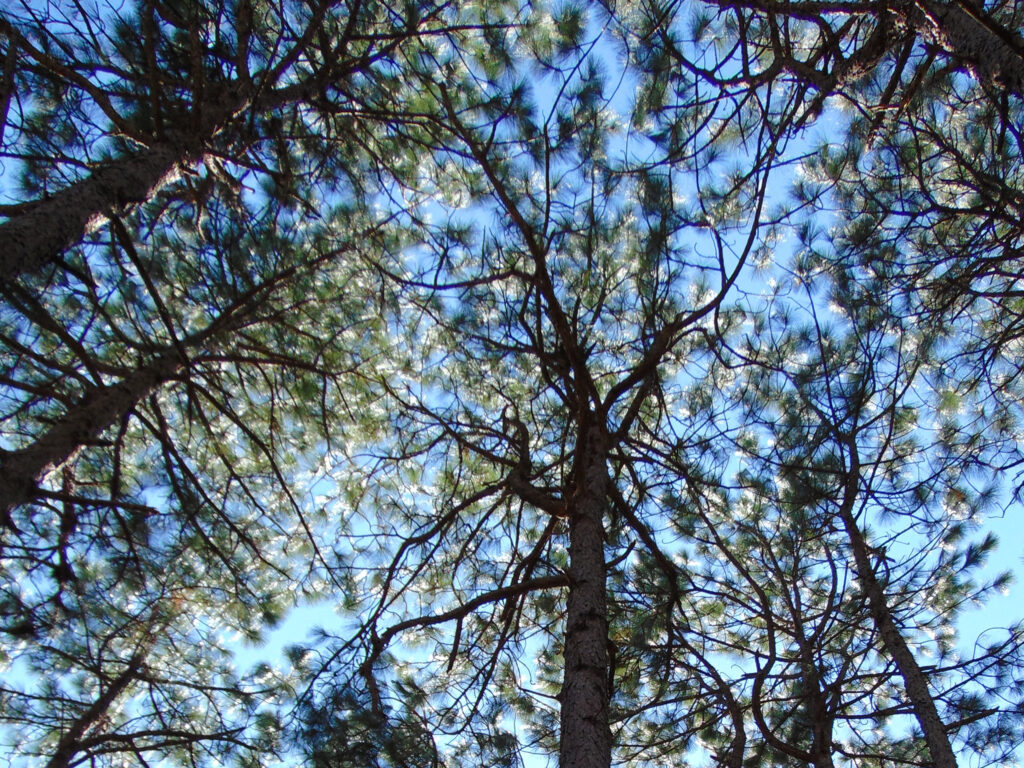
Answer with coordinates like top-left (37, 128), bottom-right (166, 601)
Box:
top-left (4, 0), bottom-right (1024, 767)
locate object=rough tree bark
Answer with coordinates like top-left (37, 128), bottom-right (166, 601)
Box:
top-left (909, 0), bottom-right (1024, 95)
top-left (0, 0), bottom-right (423, 282)
top-left (0, 71), bottom-right (257, 283)
top-left (0, 145), bottom-right (201, 281)
top-left (559, 418), bottom-right (613, 768)
top-left (0, 350), bottom-right (184, 519)
top-left (713, 0), bottom-right (1024, 97)
top-left (0, 203), bottom-right (345, 526)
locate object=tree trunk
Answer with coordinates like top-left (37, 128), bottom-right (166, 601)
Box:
top-left (0, 9), bottom-right (395, 284)
top-left (559, 420), bottom-right (612, 768)
top-left (0, 252), bottom-right (307, 525)
top-left (0, 351), bottom-right (183, 517)
top-left (838, 468), bottom-right (958, 768)
top-left (0, 73), bottom-right (253, 283)
top-left (905, 0), bottom-right (1024, 95)
top-left (0, 144), bottom-right (199, 281)
top-left (800, 651), bottom-right (836, 768)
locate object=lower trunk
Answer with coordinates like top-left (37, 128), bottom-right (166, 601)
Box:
top-left (559, 422), bottom-right (612, 768)
top-left (0, 352), bottom-right (183, 517)
top-left (839, 505), bottom-right (958, 768)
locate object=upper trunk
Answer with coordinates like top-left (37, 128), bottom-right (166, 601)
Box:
top-left (0, 251), bottom-right (306, 526)
top-left (0, 351), bottom-right (183, 518)
top-left (0, 78), bottom-right (251, 283)
top-left (799, 642), bottom-right (836, 768)
top-left (559, 420), bottom-right (612, 768)
top-left (905, 0), bottom-right (1024, 95)
top-left (0, 9), bottom-right (412, 283)
top-left (0, 144), bottom-right (198, 281)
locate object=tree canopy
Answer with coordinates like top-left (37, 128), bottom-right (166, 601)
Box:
top-left (2, 1), bottom-right (1023, 767)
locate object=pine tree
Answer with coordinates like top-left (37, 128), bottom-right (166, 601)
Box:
top-left (0, 0), bottom-right (457, 280)
top-left (3, 1), bottom-right (1024, 768)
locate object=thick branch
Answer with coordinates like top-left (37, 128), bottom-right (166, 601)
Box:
top-left (44, 652), bottom-right (146, 768)
top-left (837, 443), bottom-right (958, 768)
